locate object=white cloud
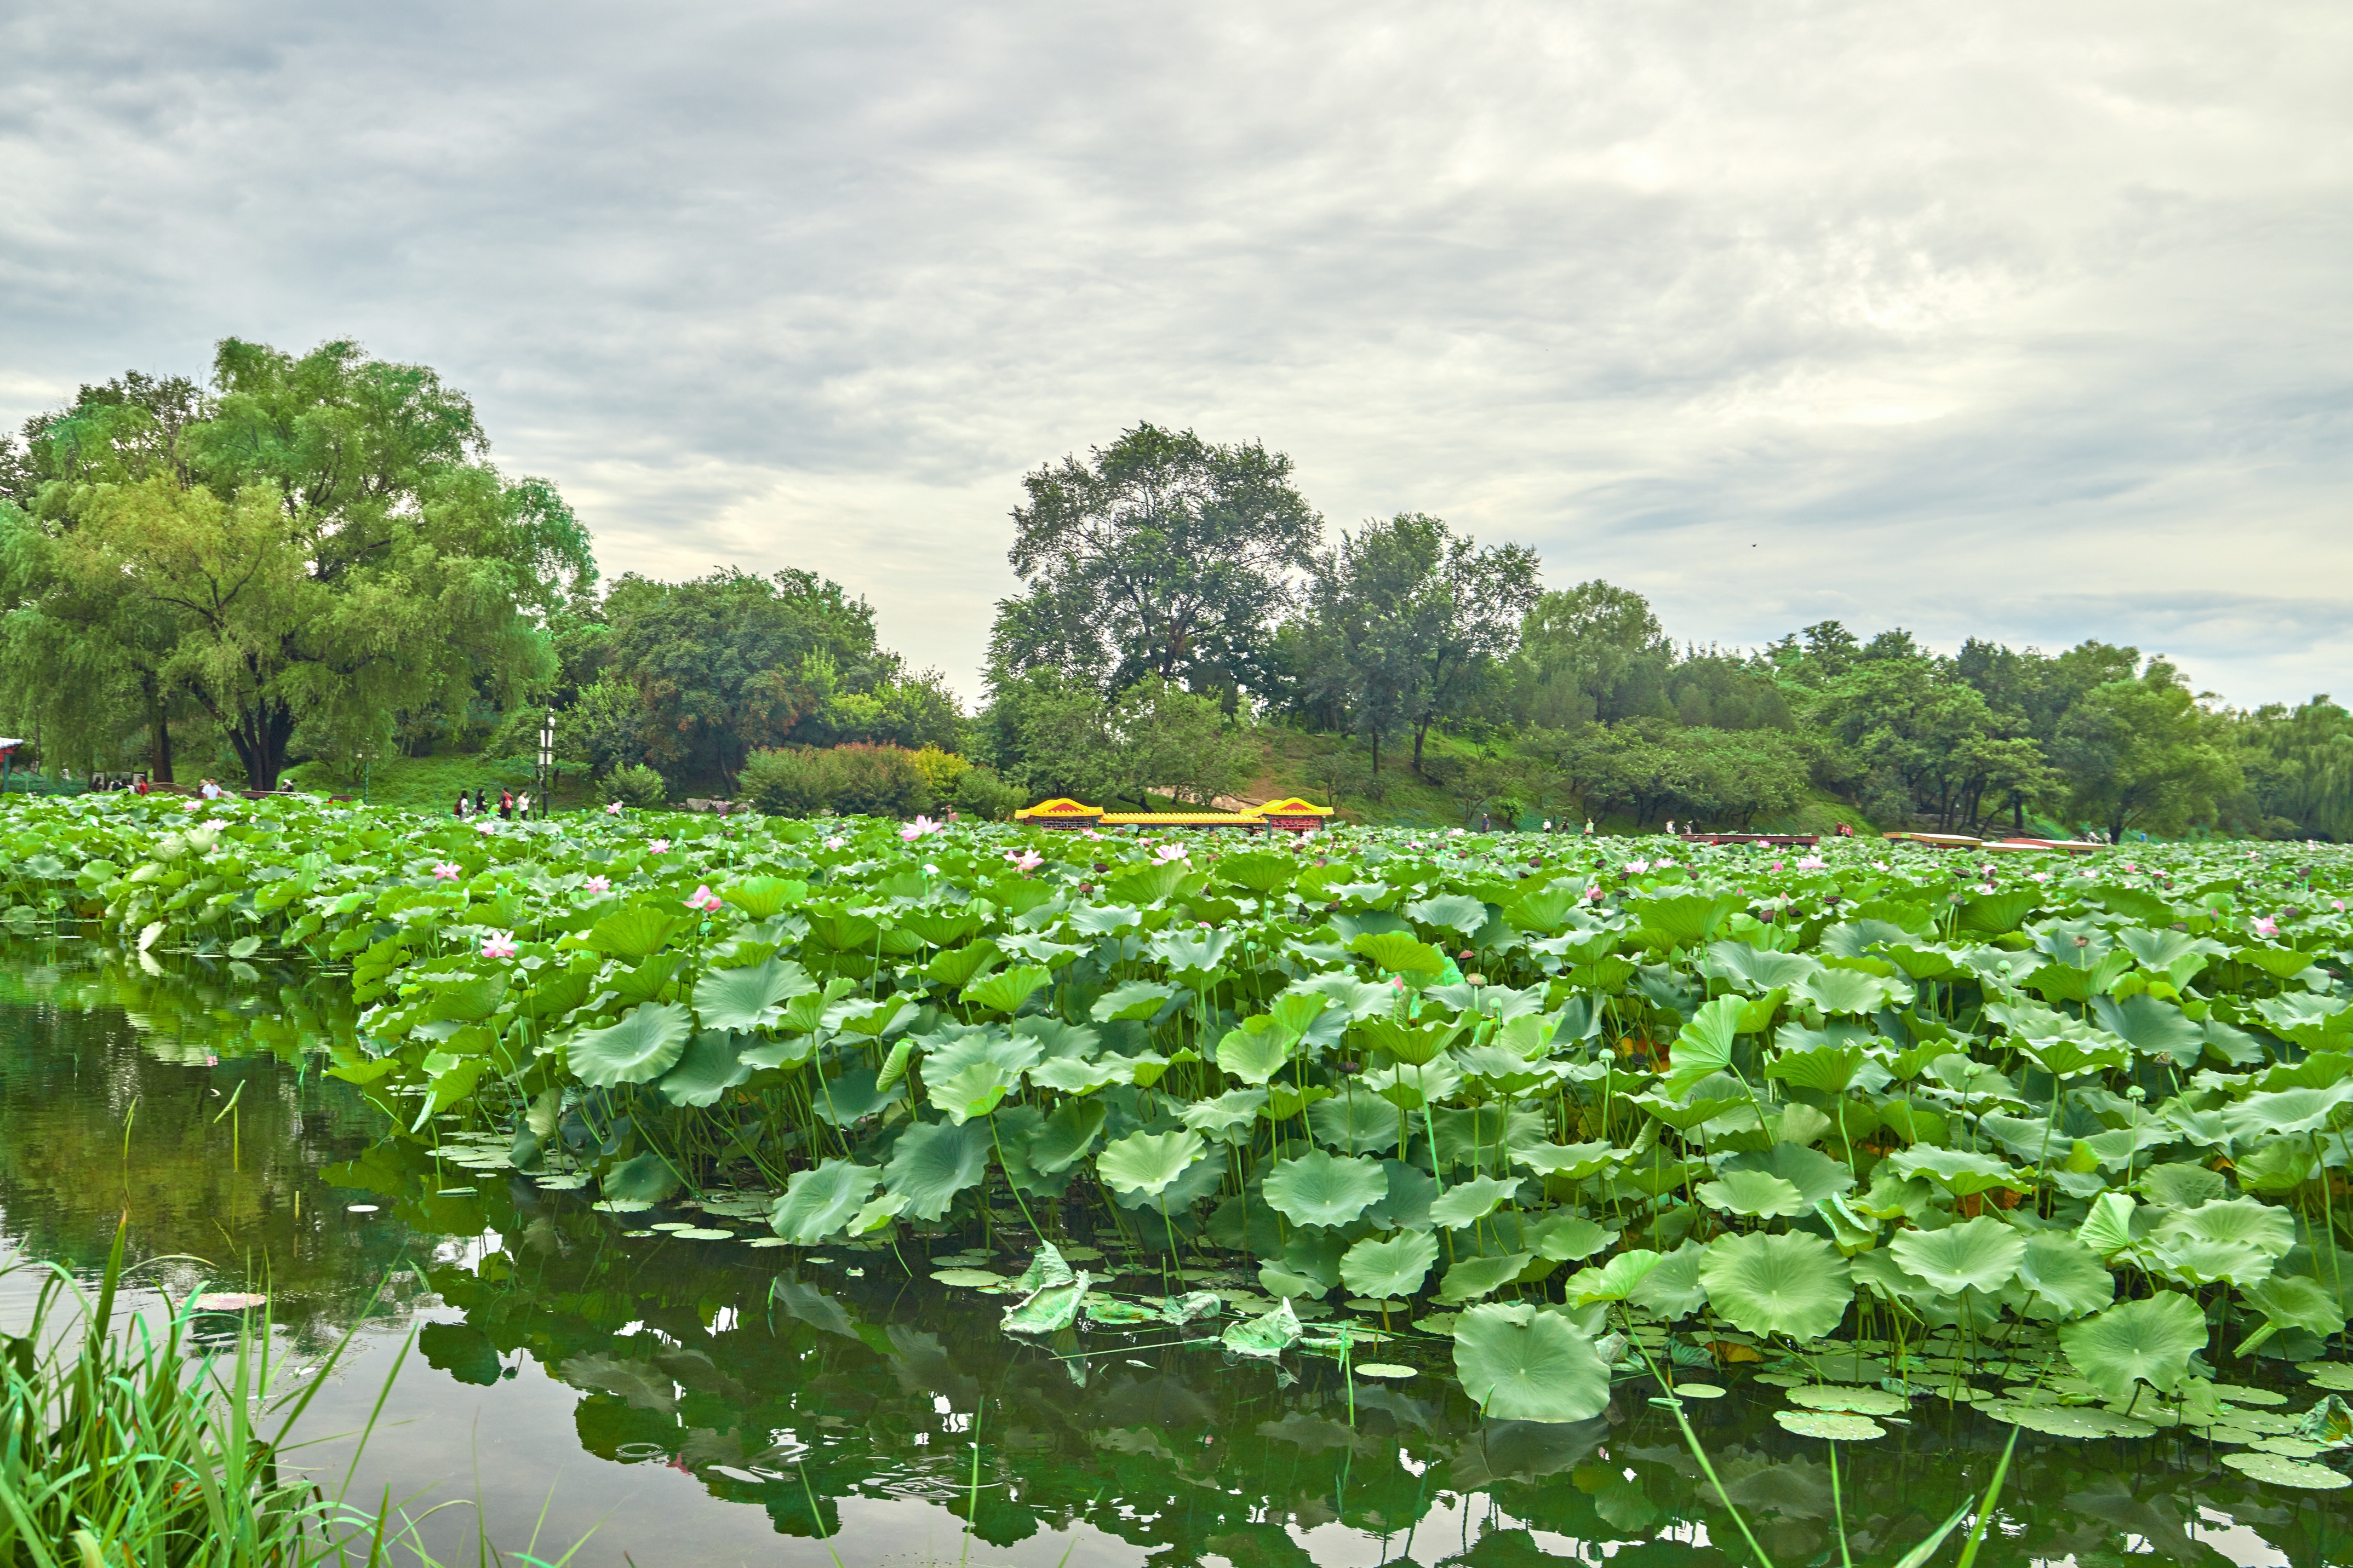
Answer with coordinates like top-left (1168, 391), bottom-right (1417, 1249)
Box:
top-left (3, 0), bottom-right (2346, 704)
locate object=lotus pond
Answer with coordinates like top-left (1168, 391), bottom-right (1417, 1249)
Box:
top-left (8, 795), bottom-right (2353, 1564)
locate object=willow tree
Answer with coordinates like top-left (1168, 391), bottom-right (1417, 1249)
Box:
top-left (0, 340), bottom-right (594, 786)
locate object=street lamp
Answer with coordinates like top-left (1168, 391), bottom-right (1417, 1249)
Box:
top-left (539, 708), bottom-right (556, 817)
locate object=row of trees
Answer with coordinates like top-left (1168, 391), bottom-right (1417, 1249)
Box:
top-left (975, 424), bottom-right (2341, 840)
top-left (5, 355), bottom-right (2339, 837)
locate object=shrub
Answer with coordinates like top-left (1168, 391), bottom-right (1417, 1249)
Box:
top-left (740, 747), bottom-right (844, 816)
top-left (953, 763), bottom-right (1027, 822)
top-left (739, 743), bottom-right (930, 818)
top-left (908, 745), bottom-right (971, 801)
top-left (600, 762), bottom-right (669, 809)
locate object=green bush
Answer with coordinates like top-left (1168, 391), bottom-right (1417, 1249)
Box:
top-left (952, 763), bottom-right (1026, 822)
top-left (599, 762), bottom-right (669, 809)
top-left (739, 743), bottom-right (931, 818)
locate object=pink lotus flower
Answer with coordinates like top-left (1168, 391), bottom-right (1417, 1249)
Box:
top-left (1585, 885), bottom-right (1604, 901)
top-left (648, 838), bottom-right (670, 855)
top-left (685, 884), bottom-right (723, 912)
top-left (823, 835), bottom-right (846, 850)
top-left (1154, 843), bottom-right (1189, 864)
top-left (1872, 860), bottom-right (1888, 870)
top-left (1448, 828), bottom-right (1465, 837)
top-left (1624, 859), bottom-right (1650, 875)
top-left (432, 861), bottom-right (462, 881)
top-left (1654, 859), bottom-right (1678, 871)
top-left (1795, 855), bottom-right (1825, 871)
top-left (1770, 860), bottom-right (1783, 872)
top-left (2253, 916), bottom-right (2278, 938)
top-left (2123, 862), bottom-right (2138, 872)
top-left (604, 801), bottom-right (623, 816)
top-left (475, 822), bottom-right (496, 835)
top-left (2030, 871), bottom-right (2050, 883)
top-left (583, 875), bottom-right (611, 894)
top-left (1003, 848), bottom-right (1043, 873)
top-left (1977, 884), bottom-right (1997, 896)
top-left (901, 815), bottom-right (945, 842)
top-left (480, 931), bottom-right (518, 960)
top-left (2335, 900), bottom-right (2345, 912)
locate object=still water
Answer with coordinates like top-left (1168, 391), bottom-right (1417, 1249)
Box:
top-left (1, 937), bottom-right (2345, 1567)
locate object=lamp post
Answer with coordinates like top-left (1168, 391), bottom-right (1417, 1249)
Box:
top-left (539, 709), bottom-right (556, 817)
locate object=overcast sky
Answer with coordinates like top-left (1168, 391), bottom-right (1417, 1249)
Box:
top-left (4, 1), bottom-right (2347, 708)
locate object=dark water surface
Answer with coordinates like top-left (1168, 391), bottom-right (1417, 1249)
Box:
top-left (1, 938), bottom-right (2345, 1567)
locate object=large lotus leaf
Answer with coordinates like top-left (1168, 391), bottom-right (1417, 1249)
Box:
top-left (2139, 1162), bottom-right (2228, 1210)
top-left (1217, 1016), bottom-right (1296, 1085)
top-left (1766, 1043), bottom-right (1870, 1095)
top-left (1438, 1251), bottom-right (1536, 1305)
top-left (771, 1159), bottom-right (881, 1243)
top-left (2116, 926), bottom-right (2218, 986)
top-left (1212, 851), bottom-right (1297, 895)
top-left (1106, 859), bottom-right (1193, 905)
top-left (1662, 995), bottom-right (1745, 1098)
top-left (1029, 1057), bottom-right (1129, 1094)
top-left (1293, 972), bottom-right (1397, 1023)
top-left (1098, 1129), bottom-right (1206, 1199)
top-left (1958, 888), bottom-right (2039, 934)
top-left (1631, 1241), bottom-right (1710, 1319)
top-left (1018, 1099), bottom-right (1108, 1175)
top-left (1635, 890), bottom-right (1744, 950)
top-left (2150, 1236), bottom-right (2274, 1289)
top-left (1222, 1297), bottom-right (1302, 1359)
top-left (1452, 1302), bottom-right (1610, 1423)
top-left (1408, 893), bottom-right (1492, 936)
top-left (1181, 1088), bottom-right (1270, 1137)
top-left (423, 971), bottom-right (507, 1023)
top-left (1512, 1141), bottom-right (1619, 1180)
top-left (1149, 926), bottom-right (1235, 977)
top-left (569, 1002), bottom-right (694, 1087)
top-left (2246, 1276), bottom-right (2348, 1340)
top-left (2224, 1083), bottom-right (2353, 1141)
top-left (2077, 1192), bottom-right (2141, 1257)
top-left (1723, 1142), bottom-right (1854, 1203)
top-left (722, 876), bottom-right (806, 919)
top-left (692, 958), bottom-right (816, 1031)
top-left (1090, 979), bottom-right (1178, 1024)
top-left (656, 1031), bottom-right (753, 1107)
top-left (925, 940), bottom-right (1001, 990)
top-left (881, 1119), bottom-right (992, 1221)
top-left (2157, 1197), bottom-right (2295, 1259)
top-left (1705, 940), bottom-right (1821, 992)
top-left (1697, 1169), bottom-right (1807, 1219)
top-left (1883, 1147), bottom-right (2030, 1198)
top-left (2088, 993), bottom-right (2205, 1061)
top-left (1888, 1216), bottom-right (2024, 1295)
top-left (1796, 968), bottom-right (1891, 1016)
top-left (586, 907), bottom-right (687, 961)
top-left (2016, 1233), bottom-right (2116, 1320)
top-left (597, 1152), bottom-right (682, 1205)
top-left (1352, 931), bottom-right (1446, 977)
top-left (2237, 945), bottom-right (2328, 980)
top-left (1567, 1249), bottom-right (1662, 1305)
top-left (963, 964), bottom-right (1052, 1017)
top-left (2060, 1291), bottom-right (2207, 1399)
top-left (1699, 1232), bottom-right (1852, 1340)
top-left (1340, 1230), bottom-right (1440, 1299)
top-left (1263, 1150), bottom-right (1389, 1227)
top-left (1429, 1175), bottom-right (1524, 1230)
top-left (1308, 1093), bottom-right (1405, 1155)
top-left (1003, 1273), bottom-right (1090, 1335)
top-left (810, 1066), bottom-right (906, 1128)
top-left (928, 1061), bottom-right (1018, 1124)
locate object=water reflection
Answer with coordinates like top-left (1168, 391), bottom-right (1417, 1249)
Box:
top-left (1, 939), bottom-right (2346, 1566)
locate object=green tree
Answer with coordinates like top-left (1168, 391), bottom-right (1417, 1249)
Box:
top-left (1513, 581), bottom-right (1673, 727)
top-left (2228, 697), bottom-right (2353, 839)
top-left (1000, 423), bottom-right (1321, 698)
top-left (0, 341), bottom-right (593, 788)
top-left (1295, 513), bottom-right (1541, 778)
top-left (1109, 677), bottom-right (1259, 807)
top-left (594, 568), bottom-right (954, 789)
top-left (2054, 661), bottom-right (2243, 840)
top-left (975, 668), bottom-right (1122, 804)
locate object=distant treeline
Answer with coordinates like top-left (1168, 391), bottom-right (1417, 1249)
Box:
top-left (2, 354), bottom-right (2341, 836)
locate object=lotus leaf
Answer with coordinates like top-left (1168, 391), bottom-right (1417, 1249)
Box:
top-left (2061, 1291), bottom-right (2207, 1400)
top-left (1263, 1150), bottom-right (1389, 1227)
top-left (569, 1002), bottom-right (694, 1087)
top-left (1428, 1175), bottom-right (1523, 1229)
top-left (881, 1119), bottom-right (992, 1221)
top-left (1097, 1129), bottom-right (1206, 1199)
top-left (1773, 1410), bottom-right (1885, 1441)
top-left (1452, 1303), bottom-right (1610, 1423)
top-left (691, 957), bottom-right (815, 1031)
top-left (1699, 1232), bottom-right (1852, 1339)
top-left (657, 1030), bottom-right (753, 1107)
top-left (1341, 1231), bottom-right (1440, 1299)
top-left (1697, 1169), bottom-right (1807, 1219)
top-left (1437, 1252), bottom-right (1535, 1305)
top-left (1888, 1216), bottom-right (2025, 1295)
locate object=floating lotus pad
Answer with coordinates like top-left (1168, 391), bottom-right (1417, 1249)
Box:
top-left (2300, 1363), bottom-right (2353, 1391)
top-left (672, 1227), bottom-right (736, 1240)
top-left (1787, 1384), bottom-right (1909, 1415)
top-left (189, 1292), bottom-right (268, 1312)
top-left (2222, 1452), bottom-right (2350, 1489)
top-left (1673, 1382), bottom-right (1727, 1399)
top-left (932, 1268), bottom-right (1011, 1288)
top-left (1773, 1410), bottom-right (1885, 1440)
top-left (1983, 1400), bottom-right (2157, 1439)
top-left (1352, 1363), bottom-right (1417, 1380)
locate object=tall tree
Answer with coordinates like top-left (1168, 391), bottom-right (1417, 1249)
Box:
top-left (1000, 423), bottom-right (1321, 698)
top-left (1299, 513), bottom-right (1541, 777)
top-left (1513, 581), bottom-right (1674, 727)
top-left (1, 341), bottom-right (594, 786)
top-left (2053, 660), bottom-right (2243, 840)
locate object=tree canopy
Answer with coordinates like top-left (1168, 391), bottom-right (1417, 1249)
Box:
top-left (0, 340), bottom-right (594, 787)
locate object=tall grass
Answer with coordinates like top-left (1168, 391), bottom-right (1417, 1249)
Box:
top-left (0, 1221), bottom-right (582, 1568)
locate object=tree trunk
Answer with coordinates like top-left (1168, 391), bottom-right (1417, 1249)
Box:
top-left (2013, 793), bottom-right (2025, 834)
top-left (1412, 721), bottom-right (1430, 778)
top-left (147, 691), bottom-right (173, 783)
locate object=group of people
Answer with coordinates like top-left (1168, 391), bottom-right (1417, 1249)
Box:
top-left (454, 788), bottom-right (537, 821)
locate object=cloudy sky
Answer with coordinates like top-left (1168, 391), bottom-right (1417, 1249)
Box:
top-left (4, 1), bottom-right (2347, 707)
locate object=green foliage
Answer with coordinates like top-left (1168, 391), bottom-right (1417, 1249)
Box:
top-left (599, 762), bottom-right (669, 809)
top-left (739, 743), bottom-right (932, 818)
